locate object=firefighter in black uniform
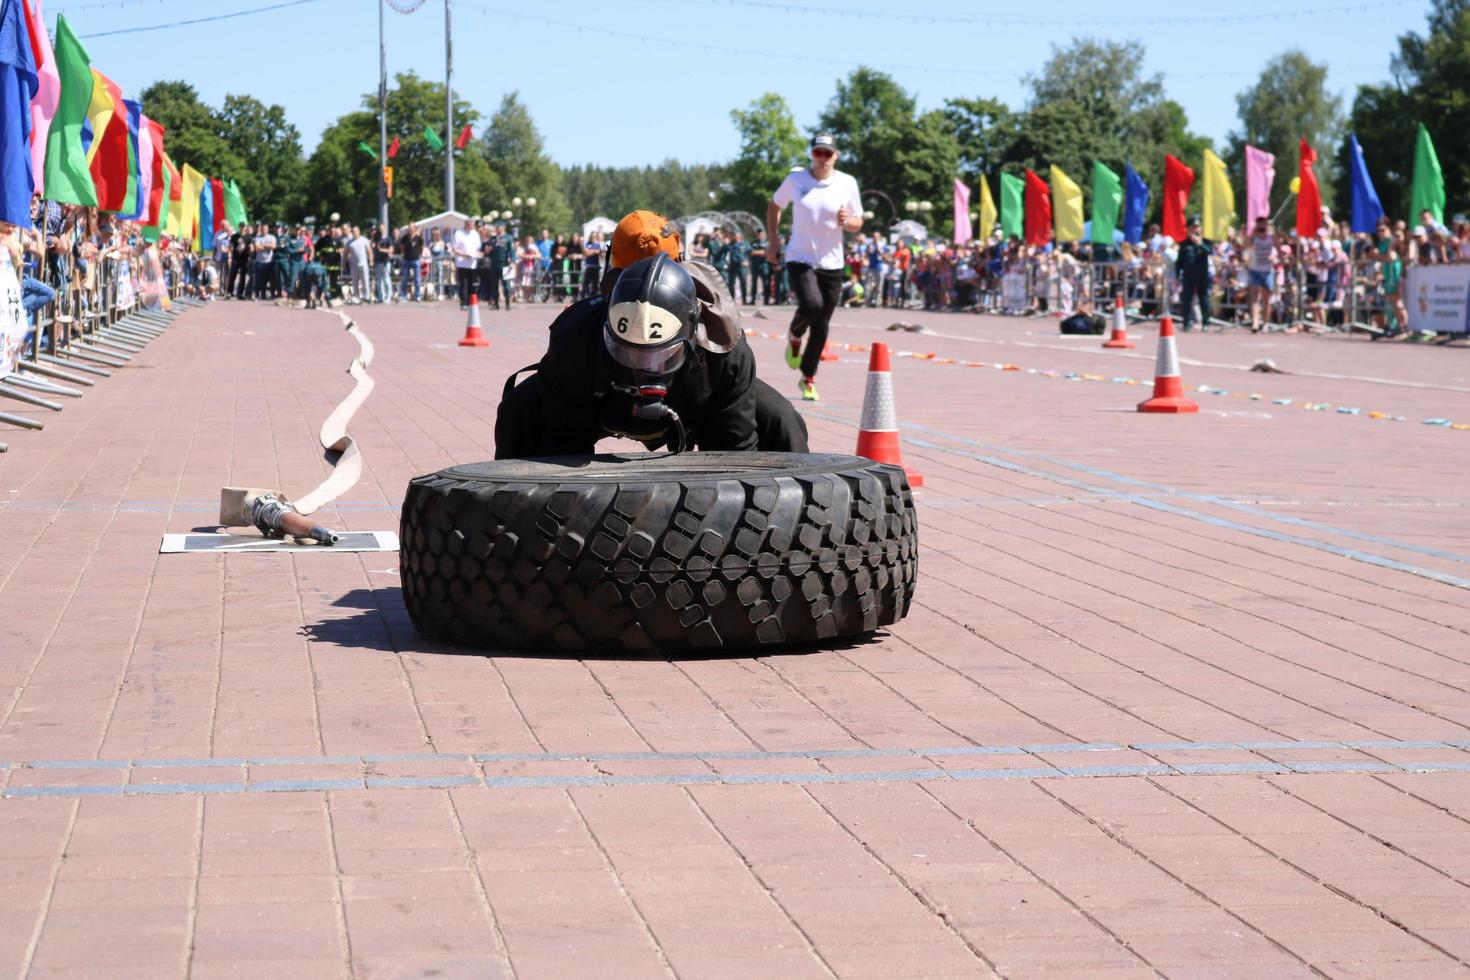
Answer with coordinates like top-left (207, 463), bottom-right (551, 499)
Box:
top-left (494, 211), bottom-right (808, 458)
top-left (1176, 216), bottom-right (1212, 331)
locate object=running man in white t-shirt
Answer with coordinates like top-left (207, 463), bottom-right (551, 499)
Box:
top-left (766, 133), bottom-right (863, 401)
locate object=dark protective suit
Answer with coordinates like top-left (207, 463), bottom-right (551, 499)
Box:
top-left (494, 263), bottom-right (808, 458)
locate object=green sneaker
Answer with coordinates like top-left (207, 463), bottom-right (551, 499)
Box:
top-left (799, 377), bottom-right (819, 401)
top-left (784, 338), bottom-right (802, 370)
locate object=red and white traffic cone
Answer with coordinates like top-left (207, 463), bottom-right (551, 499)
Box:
top-left (458, 292), bottom-right (490, 348)
top-left (855, 342), bottom-right (923, 488)
top-left (820, 343), bottom-right (840, 362)
top-left (1137, 317), bottom-right (1198, 414)
top-left (1102, 294), bottom-right (1135, 349)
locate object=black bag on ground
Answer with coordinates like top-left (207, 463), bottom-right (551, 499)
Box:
top-left (1060, 312), bottom-right (1105, 335)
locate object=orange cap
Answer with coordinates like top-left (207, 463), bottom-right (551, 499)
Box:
top-left (610, 210), bottom-right (682, 270)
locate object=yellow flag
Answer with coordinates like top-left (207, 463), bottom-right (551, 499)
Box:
top-left (1050, 165), bottom-right (1084, 242)
top-left (977, 175), bottom-right (997, 240)
top-left (1202, 148), bottom-right (1234, 241)
top-left (180, 164), bottom-right (206, 250)
top-left (83, 69), bottom-right (117, 167)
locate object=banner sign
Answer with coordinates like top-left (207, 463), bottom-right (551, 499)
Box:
top-left (0, 257), bottom-right (24, 379)
top-left (1406, 264), bottom-right (1470, 335)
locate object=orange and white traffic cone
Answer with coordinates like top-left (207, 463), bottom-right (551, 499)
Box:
top-left (820, 343), bottom-right (840, 362)
top-left (458, 292), bottom-right (490, 348)
top-left (1102, 295), bottom-right (1135, 349)
top-left (1137, 317), bottom-right (1198, 414)
top-left (855, 342), bottom-right (923, 487)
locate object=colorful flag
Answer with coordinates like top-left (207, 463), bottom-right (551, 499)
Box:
top-left (198, 177), bottom-right (212, 247)
top-left (118, 97), bottom-right (141, 216)
top-left (1201, 149), bottom-right (1233, 241)
top-left (1162, 153), bottom-right (1194, 241)
top-left (999, 171), bottom-right (1024, 239)
top-left (1024, 168), bottom-right (1051, 247)
top-left (0, 0), bottom-right (38, 228)
top-left (120, 109), bottom-right (154, 222)
top-left (180, 163), bottom-right (205, 249)
top-left (387, 135), bottom-right (399, 159)
top-left (1049, 164), bottom-right (1083, 242)
top-left (142, 119), bottom-right (164, 225)
top-left (952, 178), bottom-right (972, 245)
top-left (84, 69), bottom-right (127, 210)
top-left (357, 140), bottom-right (377, 160)
top-left (22, 0), bottom-right (57, 199)
top-left (423, 125), bottom-right (444, 151)
top-left (41, 13), bottom-right (94, 207)
top-left (1296, 138), bottom-right (1321, 239)
top-left (455, 124), bottom-right (472, 149)
top-left (211, 178), bottom-right (225, 232)
top-left (1410, 123), bottom-right (1444, 225)
top-left (1347, 134), bottom-right (1383, 234)
top-left (977, 175), bottom-right (997, 240)
top-left (224, 178), bottom-right (247, 227)
top-left (1123, 162), bottom-right (1149, 243)
top-left (161, 150), bottom-right (182, 237)
top-left (1090, 162), bottom-right (1121, 245)
top-left (1244, 145), bottom-right (1275, 227)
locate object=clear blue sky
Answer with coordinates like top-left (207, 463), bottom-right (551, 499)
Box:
top-left (67, 0), bottom-right (1428, 167)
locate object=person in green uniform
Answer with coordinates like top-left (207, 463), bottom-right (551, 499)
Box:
top-left (749, 232), bottom-right (770, 305)
top-left (282, 225), bottom-right (308, 301)
top-left (1175, 217), bottom-right (1212, 331)
top-left (726, 230), bottom-right (750, 304)
top-left (272, 223), bottom-right (291, 300)
top-left (706, 229), bottom-right (729, 288)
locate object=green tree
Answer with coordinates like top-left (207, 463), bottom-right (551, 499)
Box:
top-left (216, 95), bottom-right (305, 222)
top-left (815, 67), bottom-right (917, 207)
top-left (943, 97), bottom-right (1017, 184)
top-left (1228, 51), bottom-right (1343, 210)
top-left (303, 71), bottom-right (500, 226)
top-left (140, 81), bottom-right (239, 178)
top-left (479, 92), bottom-right (571, 233)
top-left (558, 161), bottom-right (728, 228)
top-left (1341, 0), bottom-right (1469, 216)
top-left (725, 93), bottom-right (805, 214)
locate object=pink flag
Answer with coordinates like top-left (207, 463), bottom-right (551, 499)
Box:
top-left (1245, 145), bottom-right (1275, 227)
top-left (22, 0), bottom-right (58, 197)
top-left (952, 178), bottom-right (972, 245)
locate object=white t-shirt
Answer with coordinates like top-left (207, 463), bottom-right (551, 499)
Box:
top-left (773, 168), bottom-right (863, 270)
top-left (451, 229), bottom-right (482, 269)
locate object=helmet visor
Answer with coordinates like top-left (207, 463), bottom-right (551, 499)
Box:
top-left (604, 298), bottom-right (689, 374)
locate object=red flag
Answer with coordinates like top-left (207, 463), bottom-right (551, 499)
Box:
top-left (455, 124), bottom-right (473, 149)
top-left (1296, 138), bottom-right (1322, 239)
top-left (1023, 168), bottom-right (1051, 246)
top-left (144, 120), bottom-right (165, 226)
top-left (211, 178), bottom-right (226, 232)
top-left (1162, 154), bottom-right (1195, 241)
top-left (387, 135), bottom-right (400, 159)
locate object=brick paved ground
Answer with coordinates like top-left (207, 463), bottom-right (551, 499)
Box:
top-left (1, 294), bottom-right (1469, 979)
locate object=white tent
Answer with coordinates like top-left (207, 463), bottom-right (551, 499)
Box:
top-left (681, 216), bottom-right (723, 241)
top-left (892, 219), bottom-right (929, 242)
top-left (581, 215), bottom-right (617, 238)
top-left (413, 210), bottom-right (471, 234)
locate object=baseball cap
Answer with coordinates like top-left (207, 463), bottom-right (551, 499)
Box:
top-left (811, 133), bottom-right (837, 152)
top-left (610, 210), bottom-right (682, 270)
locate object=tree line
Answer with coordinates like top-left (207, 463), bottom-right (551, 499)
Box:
top-left (139, 0), bottom-right (1466, 236)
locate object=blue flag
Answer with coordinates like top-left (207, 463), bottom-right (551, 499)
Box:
top-left (199, 180), bottom-right (213, 245)
top-left (0, 0), bottom-right (39, 228)
top-left (1348, 134), bottom-right (1384, 234)
top-left (1123, 162), bottom-right (1150, 244)
top-left (120, 99), bottom-right (145, 220)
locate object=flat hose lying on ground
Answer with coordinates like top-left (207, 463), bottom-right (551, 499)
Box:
top-left (292, 309), bottom-right (375, 515)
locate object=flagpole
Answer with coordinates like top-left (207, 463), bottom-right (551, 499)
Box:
top-left (445, 0), bottom-right (454, 213)
top-left (378, 0), bottom-right (389, 229)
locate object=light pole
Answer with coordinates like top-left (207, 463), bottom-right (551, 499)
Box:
top-left (377, 0), bottom-right (388, 229)
top-left (445, 0), bottom-right (454, 213)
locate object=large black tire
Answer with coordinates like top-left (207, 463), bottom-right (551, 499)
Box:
top-left (399, 452), bottom-right (918, 653)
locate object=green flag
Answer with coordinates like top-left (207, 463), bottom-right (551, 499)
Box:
top-left (999, 172), bottom-right (1024, 239)
top-left (358, 141), bottom-right (378, 161)
top-left (224, 179), bottom-right (248, 228)
top-left (423, 126), bottom-right (444, 151)
top-left (42, 15), bottom-right (98, 207)
top-left (1090, 161), bottom-right (1122, 245)
top-left (1410, 123), bottom-right (1445, 225)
